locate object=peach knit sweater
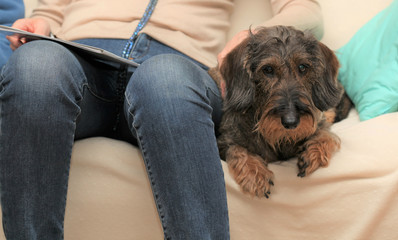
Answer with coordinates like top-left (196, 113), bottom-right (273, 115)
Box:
top-left (31, 0), bottom-right (323, 66)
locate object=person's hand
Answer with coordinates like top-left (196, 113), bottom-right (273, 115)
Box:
top-left (6, 18), bottom-right (51, 50)
top-left (217, 30), bottom-right (250, 69)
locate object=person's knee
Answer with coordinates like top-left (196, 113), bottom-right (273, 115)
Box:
top-left (124, 53), bottom-right (219, 133)
top-left (127, 54), bottom-right (207, 104)
top-left (2, 40), bottom-right (84, 101)
top-left (0, 41), bottom-right (85, 122)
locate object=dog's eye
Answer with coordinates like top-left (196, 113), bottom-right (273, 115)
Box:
top-left (298, 64), bottom-right (308, 73)
top-left (262, 65), bottom-right (274, 75)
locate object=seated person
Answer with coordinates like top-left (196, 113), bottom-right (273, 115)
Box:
top-left (0, 0), bottom-right (322, 239)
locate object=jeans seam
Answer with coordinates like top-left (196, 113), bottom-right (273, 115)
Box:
top-left (124, 95), bottom-right (170, 239)
top-left (0, 65), bottom-right (7, 95)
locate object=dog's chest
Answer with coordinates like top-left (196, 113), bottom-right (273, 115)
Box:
top-left (274, 142), bottom-right (302, 161)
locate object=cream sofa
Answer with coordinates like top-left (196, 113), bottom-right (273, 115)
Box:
top-left (1, 0), bottom-right (398, 239)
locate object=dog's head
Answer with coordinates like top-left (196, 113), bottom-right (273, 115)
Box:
top-left (220, 26), bottom-right (343, 146)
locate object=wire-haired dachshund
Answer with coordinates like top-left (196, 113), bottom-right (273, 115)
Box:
top-left (210, 26), bottom-right (352, 198)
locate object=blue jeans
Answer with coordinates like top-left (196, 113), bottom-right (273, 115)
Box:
top-left (0, 34), bottom-right (229, 240)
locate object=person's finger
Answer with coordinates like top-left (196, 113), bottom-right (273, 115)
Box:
top-left (6, 35), bottom-right (23, 50)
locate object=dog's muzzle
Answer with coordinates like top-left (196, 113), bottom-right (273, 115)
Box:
top-left (273, 86), bottom-right (312, 130)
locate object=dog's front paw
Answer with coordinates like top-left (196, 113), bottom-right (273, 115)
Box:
top-left (238, 167), bottom-right (274, 198)
top-left (226, 145), bottom-right (274, 198)
top-left (297, 131), bottom-right (340, 177)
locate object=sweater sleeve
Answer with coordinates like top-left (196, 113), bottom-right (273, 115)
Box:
top-left (259, 0), bottom-right (324, 40)
top-left (30, 0), bottom-right (71, 34)
top-left (0, 0), bottom-right (25, 68)
top-left (0, 0), bottom-right (25, 24)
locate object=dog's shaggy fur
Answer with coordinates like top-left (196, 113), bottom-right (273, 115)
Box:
top-left (210, 26), bottom-right (352, 198)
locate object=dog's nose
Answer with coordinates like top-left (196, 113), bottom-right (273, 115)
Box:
top-left (281, 112), bottom-right (300, 129)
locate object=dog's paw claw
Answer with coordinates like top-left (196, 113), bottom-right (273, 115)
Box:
top-left (297, 157), bottom-right (308, 177)
top-left (264, 191), bottom-right (270, 199)
top-left (262, 181), bottom-right (273, 199)
top-left (269, 179), bottom-right (274, 186)
top-left (297, 171), bottom-right (306, 178)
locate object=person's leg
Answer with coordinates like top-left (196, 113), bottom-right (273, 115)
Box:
top-left (124, 53), bottom-right (229, 240)
top-left (0, 40), bottom-right (83, 239)
top-left (0, 40), bottom-right (119, 239)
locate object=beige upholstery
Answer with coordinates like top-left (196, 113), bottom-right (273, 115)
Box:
top-left (1, 0), bottom-right (397, 239)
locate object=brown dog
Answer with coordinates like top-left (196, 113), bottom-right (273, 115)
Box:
top-left (210, 26), bottom-right (352, 198)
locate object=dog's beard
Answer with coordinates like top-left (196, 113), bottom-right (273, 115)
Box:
top-left (254, 112), bottom-right (317, 152)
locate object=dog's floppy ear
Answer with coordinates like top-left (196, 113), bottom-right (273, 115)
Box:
top-left (312, 42), bottom-right (343, 111)
top-left (220, 38), bottom-right (255, 111)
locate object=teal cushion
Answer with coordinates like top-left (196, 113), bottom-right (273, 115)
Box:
top-left (336, 0), bottom-right (398, 121)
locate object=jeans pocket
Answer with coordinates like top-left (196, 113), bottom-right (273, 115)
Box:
top-left (129, 34), bottom-right (151, 62)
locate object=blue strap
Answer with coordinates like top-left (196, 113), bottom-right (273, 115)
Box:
top-left (122, 0), bottom-right (158, 59)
